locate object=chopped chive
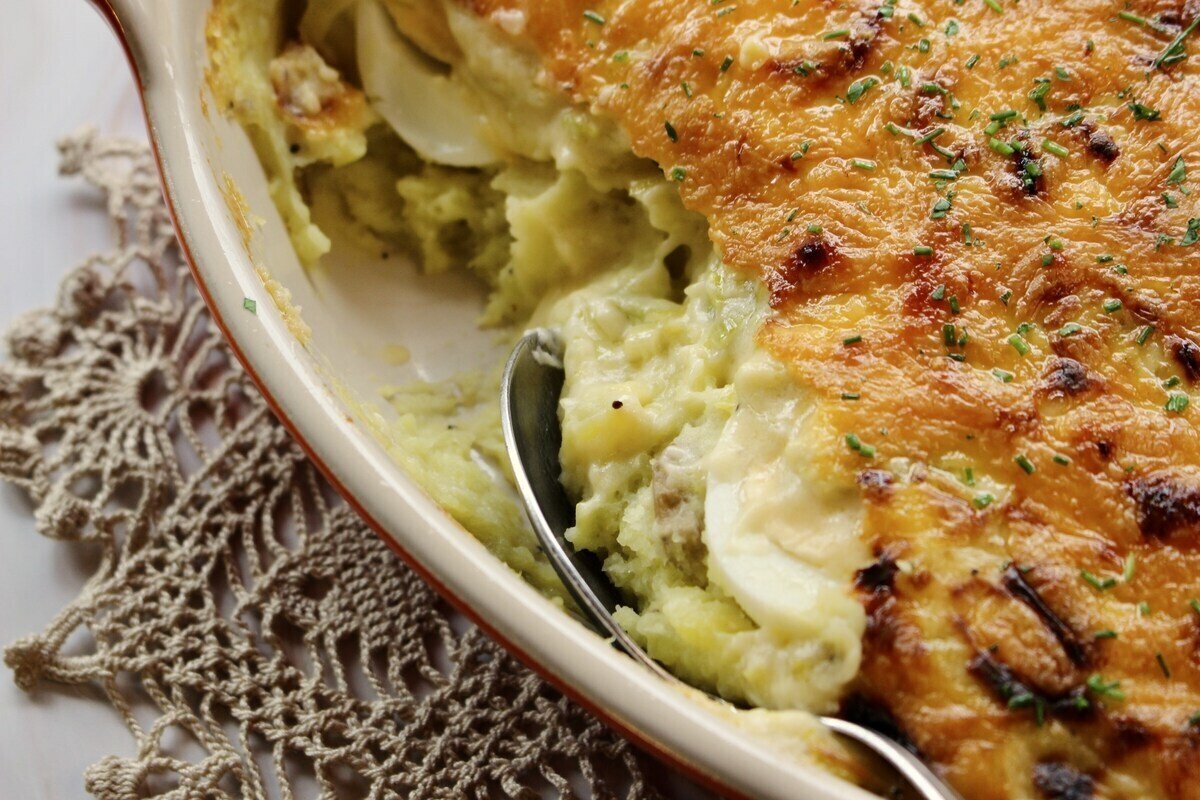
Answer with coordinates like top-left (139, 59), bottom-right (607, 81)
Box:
top-left (807, 223), bottom-right (823, 234)
top-left (1086, 674), bottom-right (1125, 700)
top-left (1157, 653), bottom-right (1172, 678)
top-left (1059, 322), bottom-right (1083, 337)
top-left (846, 77), bottom-right (880, 104)
top-left (1128, 101), bottom-right (1161, 121)
top-left (990, 109), bottom-right (1019, 122)
top-left (851, 158), bottom-right (877, 170)
top-left (582, 9), bottom-right (606, 24)
top-left (692, 48), bottom-right (706, 57)
top-left (930, 169), bottom-right (958, 181)
top-left (931, 284), bottom-right (946, 300)
top-left (948, 295), bottom-right (961, 314)
top-left (1053, 453), bottom-right (1071, 465)
top-left (822, 28), bottom-right (851, 40)
top-left (1190, 598), bottom-right (1200, 615)
top-left (1028, 80), bottom-right (1052, 112)
top-left (1139, 600), bottom-right (1152, 616)
top-left (843, 334), bottom-right (863, 345)
top-left (990, 138), bottom-right (1015, 156)
top-left (931, 198), bottom-right (952, 219)
top-left (1122, 553), bottom-right (1137, 582)
top-left (992, 368), bottom-right (1014, 383)
top-left (1166, 392), bottom-right (1190, 413)
top-left (1062, 110), bottom-right (1085, 127)
top-left (966, 54), bottom-right (980, 69)
top-left (719, 55), bottom-right (734, 72)
top-left (1043, 140), bottom-right (1070, 158)
top-left (1081, 570), bottom-right (1117, 591)
top-left (1094, 629), bottom-right (1118, 639)
top-left (943, 323), bottom-right (957, 346)
top-left (1015, 454), bottom-right (1036, 474)
top-left (973, 492), bottom-right (995, 509)
top-left (1008, 691), bottom-right (1034, 709)
top-left (845, 433), bottom-right (876, 458)
top-left (913, 245), bottom-right (934, 256)
top-left (915, 126), bottom-right (945, 145)
top-left (1136, 325), bottom-right (1155, 345)
top-left (841, 392), bottom-right (861, 400)
top-left (1167, 157), bottom-right (1187, 185)
top-left (1008, 334), bottom-right (1030, 355)
top-left (242, 297), bottom-right (257, 314)
top-left (664, 121), bottom-right (678, 142)
top-left (1118, 10), bottom-right (1147, 25)
top-left (983, 0), bottom-right (1003, 13)
top-left (1154, 16), bottom-right (1200, 69)
top-left (670, 166), bottom-right (687, 181)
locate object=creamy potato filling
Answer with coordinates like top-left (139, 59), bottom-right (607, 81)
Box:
top-left (209, 0), bottom-right (872, 721)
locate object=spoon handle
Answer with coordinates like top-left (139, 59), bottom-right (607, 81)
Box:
top-left (819, 717), bottom-right (965, 800)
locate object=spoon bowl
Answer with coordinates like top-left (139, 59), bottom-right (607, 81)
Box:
top-left (500, 330), bottom-right (963, 800)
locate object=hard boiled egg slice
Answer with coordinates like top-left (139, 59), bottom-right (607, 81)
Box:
top-left (356, 0), bottom-right (501, 167)
top-left (704, 355), bottom-right (869, 647)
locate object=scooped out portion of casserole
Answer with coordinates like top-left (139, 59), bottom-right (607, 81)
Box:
top-left (208, 0), bottom-right (1200, 797)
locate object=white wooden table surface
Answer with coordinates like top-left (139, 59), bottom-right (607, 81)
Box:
top-left (0, 3), bottom-right (160, 796)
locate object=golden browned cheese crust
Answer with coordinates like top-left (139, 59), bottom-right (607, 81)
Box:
top-left (463, 0), bottom-right (1200, 796)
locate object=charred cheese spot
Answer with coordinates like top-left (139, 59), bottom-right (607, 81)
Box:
top-left (855, 552), bottom-right (899, 593)
top-left (1076, 121), bottom-right (1120, 165)
top-left (1003, 566), bottom-right (1089, 667)
top-left (1033, 761), bottom-right (1095, 800)
top-left (1167, 335), bottom-right (1200, 382)
top-left (1127, 471), bottom-right (1200, 541)
top-left (856, 468), bottom-right (895, 501)
top-left (767, 234), bottom-right (840, 306)
top-left (1041, 357), bottom-right (1099, 399)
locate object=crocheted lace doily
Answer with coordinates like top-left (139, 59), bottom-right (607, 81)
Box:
top-left (0, 130), bottom-right (679, 800)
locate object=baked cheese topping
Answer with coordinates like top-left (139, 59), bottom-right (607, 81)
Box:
top-left (460, 0), bottom-right (1200, 796)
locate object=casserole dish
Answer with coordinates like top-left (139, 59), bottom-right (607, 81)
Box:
top-left (86, 1), bottom-right (877, 797)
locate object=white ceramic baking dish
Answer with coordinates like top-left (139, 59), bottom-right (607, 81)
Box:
top-left (87, 2), bottom-right (881, 797)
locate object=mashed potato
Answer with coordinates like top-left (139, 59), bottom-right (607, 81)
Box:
top-left (207, 0), bottom-right (870, 728)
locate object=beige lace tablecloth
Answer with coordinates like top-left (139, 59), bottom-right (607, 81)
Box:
top-left (0, 130), bottom-right (677, 800)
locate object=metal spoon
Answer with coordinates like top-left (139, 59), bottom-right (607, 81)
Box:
top-left (500, 330), bottom-right (963, 800)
